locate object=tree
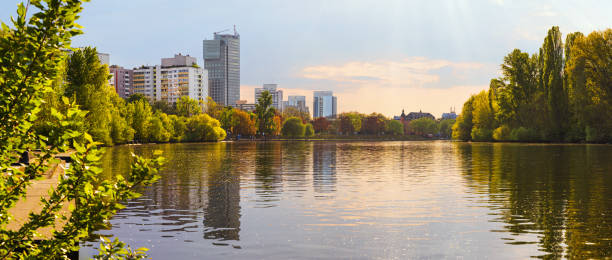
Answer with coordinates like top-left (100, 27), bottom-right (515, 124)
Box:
top-left (152, 100), bottom-right (176, 115)
top-left (313, 117), bottom-right (330, 133)
top-left (233, 109), bottom-right (257, 137)
top-left (386, 120), bottom-right (404, 135)
top-left (65, 47), bottom-right (116, 145)
top-left (540, 26), bottom-right (567, 140)
top-left (438, 119), bottom-right (455, 138)
top-left (304, 123), bottom-right (315, 137)
top-left (338, 114), bottom-right (355, 135)
top-left (410, 118), bottom-right (438, 136)
top-left (127, 100), bottom-right (153, 142)
top-left (0, 1), bottom-right (161, 258)
top-left (282, 117), bottom-right (306, 138)
top-left (184, 114), bottom-right (227, 141)
top-left (282, 106), bottom-right (311, 123)
top-left (176, 96), bottom-right (201, 117)
top-left (204, 96), bottom-right (223, 119)
top-left (255, 91), bottom-right (277, 136)
top-left (452, 96), bottom-right (475, 141)
top-left (127, 93), bottom-right (149, 104)
top-left (362, 113), bottom-right (387, 135)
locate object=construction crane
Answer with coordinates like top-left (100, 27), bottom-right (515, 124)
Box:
top-left (214, 29), bottom-right (230, 35)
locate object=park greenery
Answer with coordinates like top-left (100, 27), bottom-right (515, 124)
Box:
top-left (453, 27), bottom-right (612, 143)
top-left (0, 0), bottom-right (163, 258)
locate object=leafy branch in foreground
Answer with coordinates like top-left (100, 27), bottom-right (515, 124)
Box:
top-left (0, 0), bottom-right (163, 258)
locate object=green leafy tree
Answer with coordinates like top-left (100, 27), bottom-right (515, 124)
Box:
top-left (65, 47), bottom-right (118, 145)
top-left (386, 120), bottom-right (404, 135)
top-left (184, 114), bottom-right (227, 141)
top-left (410, 118), bottom-right (438, 136)
top-left (255, 91), bottom-right (277, 136)
top-left (452, 96), bottom-right (475, 141)
top-left (438, 119), bottom-right (455, 138)
top-left (0, 1), bottom-right (162, 258)
top-left (127, 93), bottom-right (149, 104)
top-left (304, 123), bottom-right (315, 138)
top-left (540, 26), bottom-right (568, 140)
top-left (127, 99), bottom-right (153, 142)
top-left (282, 117), bottom-right (306, 138)
top-left (176, 96), bottom-right (201, 117)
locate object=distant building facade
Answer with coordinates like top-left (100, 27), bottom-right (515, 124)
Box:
top-left (109, 65), bottom-right (133, 98)
top-left (132, 54), bottom-right (208, 103)
top-left (255, 84), bottom-right (283, 111)
top-left (313, 91), bottom-right (337, 118)
top-left (441, 108), bottom-right (458, 120)
top-left (286, 95), bottom-right (309, 114)
top-left (203, 29), bottom-right (240, 106)
top-left (235, 100), bottom-right (256, 112)
top-left (132, 65), bottom-right (159, 100)
top-left (396, 109), bottom-right (435, 121)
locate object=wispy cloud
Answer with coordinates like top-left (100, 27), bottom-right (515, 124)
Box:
top-left (300, 57), bottom-right (485, 88)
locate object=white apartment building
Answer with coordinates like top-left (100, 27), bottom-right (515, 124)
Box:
top-left (132, 54), bottom-right (208, 103)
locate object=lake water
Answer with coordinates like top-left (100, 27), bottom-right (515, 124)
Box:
top-left (80, 141), bottom-right (612, 259)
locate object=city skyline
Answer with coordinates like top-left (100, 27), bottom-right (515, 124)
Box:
top-left (1, 0), bottom-right (609, 117)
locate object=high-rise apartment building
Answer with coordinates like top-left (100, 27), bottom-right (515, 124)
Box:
top-left (159, 54), bottom-right (207, 103)
top-left (313, 91), bottom-right (337, 118)
top-left (109, 65), bottom-right (133, 98)
top-left (255, 84), bottom-right (283, 111)
top-left (203, 29), bottom-right (240, 106)
top-left (132, 54), bottom-right (208, 103)
top-left (132, 65), bottom-right (160, 100)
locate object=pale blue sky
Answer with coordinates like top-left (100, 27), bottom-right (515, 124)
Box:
top-left (1, 0), bottom-right (609, 116)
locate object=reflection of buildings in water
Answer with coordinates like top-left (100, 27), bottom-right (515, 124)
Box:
top-left (312, 143), bottom-right (337, 194)
top-left (203, 152), bottom-right (241, 242)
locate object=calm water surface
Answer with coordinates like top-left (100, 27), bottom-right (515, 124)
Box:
top-left (80, 141), bottom-right (612, 259)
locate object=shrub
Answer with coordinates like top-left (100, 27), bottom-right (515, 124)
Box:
top-left (282, 117), bottom-right (305, 138)
top-left (510, 127), bottom-right (539, 142)
top-left (471, 127), bottom-right (493, 141)
top-left (493, 125), bottom-right (511, 141)
top-left (184, 114), bottom-right (227, 141)
top-left (305, 123), bottom-right (315, 137)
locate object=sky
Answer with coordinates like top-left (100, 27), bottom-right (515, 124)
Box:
top-left (1, 0), bottom-right (610, 117)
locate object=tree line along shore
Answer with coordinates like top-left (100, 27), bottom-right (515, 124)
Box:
top-left (37, 27), bottom-right (610, 146)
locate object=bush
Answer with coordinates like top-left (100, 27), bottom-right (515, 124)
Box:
top-left (493, 125), bottom-right (511, 141)
top-left (304, 123), bottom-right (314, 137)
top-left (282, 117), bottom-right (305, 138)
top-left (510, 127), bottom-right (539, 142)
top-left (471, 127), bottom-right (493, 141)
top-left (184, 114), bottom-right (227, 141)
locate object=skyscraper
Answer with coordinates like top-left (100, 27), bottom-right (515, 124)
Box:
top-left (255, 84), bottom-right (283, 111)
top-left (203, 28), bottom-right (240, 106)
top-left (313, 91), bottom-right (337, 118)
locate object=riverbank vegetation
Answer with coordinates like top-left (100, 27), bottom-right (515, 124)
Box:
top-left (453, 27), bottom-right (611, 143)
top-left (1, 1), bottom-right (161, 258)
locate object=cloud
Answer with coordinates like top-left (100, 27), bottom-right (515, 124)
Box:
top-left (300, 57), bottom-right (484, 88)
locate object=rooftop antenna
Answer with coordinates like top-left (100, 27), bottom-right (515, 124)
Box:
top-left (233, 25), bottom-right (237, 35)
top-left (214, 28), bottom-right (230, 36)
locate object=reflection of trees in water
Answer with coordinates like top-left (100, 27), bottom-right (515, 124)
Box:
top-left (280, 142), bottom-right (312, 191)
top-left (457, 143), bottom-right (612, 258)
top-left (254, 142), bottom-right (284, 200)
top-left (203, 143), bottom-right (241, 242)
top-left (312, 142), bottom-right (337, 194)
